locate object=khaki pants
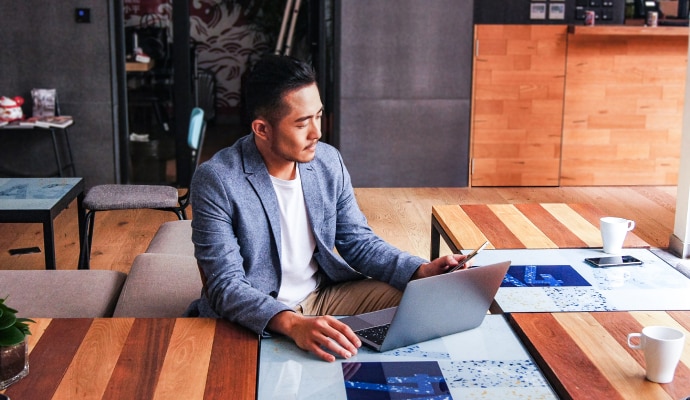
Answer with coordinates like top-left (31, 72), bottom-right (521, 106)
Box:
top-left (295, 279), bottom-right (402, 316)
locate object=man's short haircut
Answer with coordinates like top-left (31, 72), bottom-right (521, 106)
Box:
top-left (242, 54), bottom-right (317, 129)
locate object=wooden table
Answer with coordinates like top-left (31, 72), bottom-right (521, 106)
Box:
top-left (0, 178), bottom-right (85, 269)
top-left (1, 318), bottom-right (259, 399)
top-left (431, 203), bottom-right (649, 258)
top-left (509, 311), bottom-right (690, 400)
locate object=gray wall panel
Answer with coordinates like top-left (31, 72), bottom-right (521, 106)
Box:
top-left (340, 99), bottom-right (470, 187)
top-left (339, 0), bottom-right (473, 99)
top-left (336, 0), bottom-right (473, 187)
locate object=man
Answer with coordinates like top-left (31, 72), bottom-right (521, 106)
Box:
top-left (187, 55), bottom-right (468, 362)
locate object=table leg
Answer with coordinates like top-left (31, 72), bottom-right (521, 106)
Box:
top-left (431, 214), bottom-right (460, 259)
top-left (62, 127), bottom-right (76, 176)
top-left (50, 128), bottom-right (65, 177)
top-left (77, 191), bottom-right (88, 269)
top-left (431, 215), bottom-right (441, 259)
top-left (43, 219), bottom-right (56, 270)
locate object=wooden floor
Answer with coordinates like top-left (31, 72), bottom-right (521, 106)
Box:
top-left (0, 185), bottom-right (678, 273)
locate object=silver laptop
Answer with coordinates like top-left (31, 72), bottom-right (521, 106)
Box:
top-left (340, 260), bottom-right (510, 352)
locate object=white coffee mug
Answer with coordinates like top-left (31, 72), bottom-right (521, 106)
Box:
top-left (600, 217), bottom-right (635, 254)
top-left (627, 325), bottom-right (685, 383)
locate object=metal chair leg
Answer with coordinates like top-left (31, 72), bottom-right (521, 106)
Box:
top-left (81, 210), bottom-right (96, 269)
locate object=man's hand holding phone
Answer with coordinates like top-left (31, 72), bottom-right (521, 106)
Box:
top-left (412, 241), bottom-right (491, 280)
top-left (448, 241), bottom-right (490, 273)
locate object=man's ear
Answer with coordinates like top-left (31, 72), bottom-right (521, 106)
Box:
top-left (252, 118), bottom-right (271, 141)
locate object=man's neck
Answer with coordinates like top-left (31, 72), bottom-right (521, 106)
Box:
top-left (254, 136), bottom-right (297, 180)
top-left (269, 161), bottom-right (298, 181)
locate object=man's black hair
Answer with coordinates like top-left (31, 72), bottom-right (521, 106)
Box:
top-left (241, 54), bottom-right (317, 130)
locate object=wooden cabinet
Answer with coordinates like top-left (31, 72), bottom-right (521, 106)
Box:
top-left (560, 27), bottom-right (687, 186)
top-left (471, 24), bottom-right (687, 187)
top-left (471, 25), bottom-right (568, 187)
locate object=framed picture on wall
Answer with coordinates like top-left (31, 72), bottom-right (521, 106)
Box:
top-left (530, 3), bottom-right (547, 19)
top-left (550, 3), bottom-right (566, 19)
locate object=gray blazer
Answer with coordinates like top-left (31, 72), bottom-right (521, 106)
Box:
top-left (187, 134), bottom-right (426, 334)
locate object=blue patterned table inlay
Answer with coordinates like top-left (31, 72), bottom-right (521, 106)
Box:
top-left (258, 315), bottom-right (557, 399)
top-left (343, 361), bottom-right (451, 399)
top-left (442, 359), bottom-right (547, 389)
top-left (0, 177), bottom-right (82, 210)
top-left (502, 265), bottom-right (591, 287)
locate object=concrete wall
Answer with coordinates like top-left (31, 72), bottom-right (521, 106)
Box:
top-left (0, 1), bottom-right (120, 187)
top-left (335, 0), bottom-right (473, 187)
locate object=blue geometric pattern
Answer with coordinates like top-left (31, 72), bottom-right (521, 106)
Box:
top-left (343, 361), bottom-right (451, 399)
top-left (502, 265), bottom-right (591, 287)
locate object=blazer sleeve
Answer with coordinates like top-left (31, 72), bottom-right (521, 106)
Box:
top-left (321, 149), bottom-right (427, 290)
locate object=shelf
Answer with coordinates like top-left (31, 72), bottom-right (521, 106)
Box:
top-left (125, 60), bottom-right (155, 72)
top-left (568, 24), bottom-right (689, 36)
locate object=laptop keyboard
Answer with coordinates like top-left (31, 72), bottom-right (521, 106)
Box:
top-left (355, 324), bottom-right (391, 345)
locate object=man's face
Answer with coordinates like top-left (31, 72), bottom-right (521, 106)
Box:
top-left (264, 83), bottom-right (323, 165)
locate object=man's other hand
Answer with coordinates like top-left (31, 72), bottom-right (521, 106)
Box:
top-left (268, 311), bottom-right (362, 362)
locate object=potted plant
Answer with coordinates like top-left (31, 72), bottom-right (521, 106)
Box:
top-left (0, 298), bottom-right (33, 390)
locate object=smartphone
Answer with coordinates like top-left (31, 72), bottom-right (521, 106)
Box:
top-left (584, 255), bottom-right (643, 268)
top-left (448, 241), bottom-right (490, 273)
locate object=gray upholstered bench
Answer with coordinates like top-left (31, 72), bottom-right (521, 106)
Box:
top-left (112, 253), bottom-right (201, 318)
top-left (145, 219), bottom-right (194, 256)
top-left (110, 219), bottom-right (200, 317)
top-left (1, 220), bottom-right (199, 319)
top-left (0, 270), bottom-right (126, 318)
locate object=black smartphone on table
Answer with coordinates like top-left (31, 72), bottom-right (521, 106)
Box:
top-left (448, 240), bottom-right (490, 273)
top-left (584, 255), bottom-right (643, 268)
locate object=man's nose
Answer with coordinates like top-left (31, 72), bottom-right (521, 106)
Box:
top-left (309, 119), bottom-right (322, 140)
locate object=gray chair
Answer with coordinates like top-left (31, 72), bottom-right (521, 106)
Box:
top-left (80, 107), bottom-right (206, 269)
top-left (0, 270), bottom-right (126, 318)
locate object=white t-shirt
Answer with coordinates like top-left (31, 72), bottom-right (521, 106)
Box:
top-left (270, 167), bottom-right (319, 307)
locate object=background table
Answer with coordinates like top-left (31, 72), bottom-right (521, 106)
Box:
top-left (473, 248), bottom-right (690, 312)
top-left (431, 203), bottom-right (649, 258)
top-left (0, 123), bottom-right (76, 177)
top-left (1, 318), bottom-right (258, 399)
top-left (0, 177), bottom-right (85, 269)
top-left (259, 315), bottom-right (557, 399)
top-left (510, 311), bottom-right (690, 400)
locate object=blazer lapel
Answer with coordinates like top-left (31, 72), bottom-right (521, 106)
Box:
top-left (299, 161), bottom-right (324, 237)
top-left (242, 136), bottom-right (282, 252)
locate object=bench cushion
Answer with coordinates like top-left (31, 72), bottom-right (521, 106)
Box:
top-left (113, 253), bottom-right (201, 317)
top-left (145, 219), bottom-right (194, 257)
top-left (0, 270), bottom-right (126, 318)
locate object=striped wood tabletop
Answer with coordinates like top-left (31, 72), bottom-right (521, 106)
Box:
top-left (431, 203), bottom-right (649, 258)
top-left (510, 311), bottom-right (690, 400)
top-left (1, 318), bottom-right (258, 399)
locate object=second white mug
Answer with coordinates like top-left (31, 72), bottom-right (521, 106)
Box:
top-left (600, 217), bottom-right (635, 254)
top-left (627, 325), bottom-right (685, 383)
